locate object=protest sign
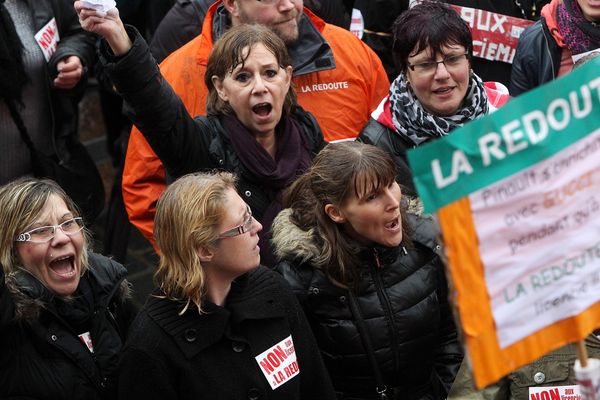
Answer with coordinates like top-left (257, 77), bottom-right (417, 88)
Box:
top-left (407, 58), bottom-right (600, 388)
top-left (451, 5), bottom-right (533, 64)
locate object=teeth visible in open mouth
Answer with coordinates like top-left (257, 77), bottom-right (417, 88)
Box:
top-left (252, 103), bottom-right (272, 116)
top-left (49, 255), bottom-right (75, 277)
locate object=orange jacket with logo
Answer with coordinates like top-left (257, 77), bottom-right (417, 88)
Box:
top-left (122, 1), bottom-right (389, 247)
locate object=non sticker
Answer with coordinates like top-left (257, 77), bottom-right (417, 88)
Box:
top-left (34, 18), bottom-right (60, 62)
top-left (78, 331), bottom-right (94, 353)
top-left (529, 385), bottom-right (581, 400)
top-left (255, 335), bottom-right (299, 390)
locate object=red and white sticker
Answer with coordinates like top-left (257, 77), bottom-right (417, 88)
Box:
top-left (34, 18), bottom-right (60, 62)
top-left (78, 331), bottom-right (94, 353)
top-left (529, 385), bottom-right (581, 400)
top-left (255, 335), bottom-right (300, 390)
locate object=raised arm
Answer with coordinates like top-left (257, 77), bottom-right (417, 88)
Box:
top-left (74, 1), bottom-right (132, 56)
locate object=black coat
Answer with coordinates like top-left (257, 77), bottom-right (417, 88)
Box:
top-left (0, 253), bottom-right (136, 400)
top-left (102, 27), bottom-right (326, 264)
top-left (17, 0), bottom-right (96, 152)
top-left (118, 266), bottom-right (336, 399)
top-left (272, 210), bottom-right (463, 400)
top-left (509, 17), bottom-right (561, 96)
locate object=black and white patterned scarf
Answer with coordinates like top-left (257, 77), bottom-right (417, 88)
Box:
top-left (388, 71), bottom-right (489, 145)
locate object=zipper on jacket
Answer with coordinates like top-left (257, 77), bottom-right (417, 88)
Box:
top-left (370, 248), bottom-right (401, 375)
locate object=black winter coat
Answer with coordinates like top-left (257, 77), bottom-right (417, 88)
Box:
top-left (118, 266), bottom-right (336, 399)
top-left (102, 27), bottom-right (326, 263)
top-left (509, 17), bottom-right (560, 96)
top-left (15, 0), bottom-right (96, 152)
top-left (272, 210), bottom-right (463, 400)
top-left (0, 253), bottom-right (136, 400)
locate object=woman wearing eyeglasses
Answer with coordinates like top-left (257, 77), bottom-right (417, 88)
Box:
top-left (117, 172), bottom-right (335, 399)
top-left (358, 1), bottom-right (510, 197)
top-left (74, 3), bottom-right (326, 266)
top-left (0, 178), bottom-right (137, 400)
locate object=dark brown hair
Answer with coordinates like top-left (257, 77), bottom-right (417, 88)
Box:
top-left (205, 24), bottom-right (297, 116)
top-left (392, 1), bottom-right (472, 72)
top-left (283, 142), bottom-right (411, 287)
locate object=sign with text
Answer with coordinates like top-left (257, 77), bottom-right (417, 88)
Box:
top-left (452, 5), bottom-right (533, 64)
top-left (530, 385), bottom-right (581, 400)
top-left (255, 335), bottom-right (300, 390)
top-left (407, 58), bottom-right (600, 388)
top-left (34, 18), bottom-right (60, 62)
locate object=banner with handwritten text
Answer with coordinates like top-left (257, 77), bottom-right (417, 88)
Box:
top-left (408, 57), bottom-right (600, 388)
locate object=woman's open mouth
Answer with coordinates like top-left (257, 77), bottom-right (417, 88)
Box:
top-left (49, 255), bottom-right (77, 278)
top-left (432, 86), bottom-right (455, 96)
top-left (252, 102), bottom-right (273, 118)
top-left (384, 217), bottom-right (401, 232)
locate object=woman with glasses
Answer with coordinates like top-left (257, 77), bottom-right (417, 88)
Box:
top-left (117, 172), bottom-right (335, 399)
top-left (271, 142), bottom-right (463, 399)
top-left (0, 178), bottom-right (137, 399)
top-left (358, 1), bottom-right (509, 197)
top-left (75, 3), bottom-right (326, 266)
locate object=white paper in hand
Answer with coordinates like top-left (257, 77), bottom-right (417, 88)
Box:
top-left (80, 0), bottom-right (116, 14)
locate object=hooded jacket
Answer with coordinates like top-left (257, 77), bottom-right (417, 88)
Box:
top-left (357, 82), bottom-right (510, 196)
top-left (0, 253), bottom-right (136, 400)
top-left (509, 0), bottom-right (565, 96)
top-left (122, 0), bottom-right (390, 249)
top-left (272, 209), bottom-right (463, 399)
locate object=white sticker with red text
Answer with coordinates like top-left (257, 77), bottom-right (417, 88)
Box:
top-left (34, 18), bottom-right (60, 62)
top-left (529, 385), bottom-right (581, 400)
top-left (255, 335), bottom-right (300, 390)
top-left (78, 331), bottom-right (94, 353)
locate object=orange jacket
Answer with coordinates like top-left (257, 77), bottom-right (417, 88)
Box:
top-left (122, 1), bottom-right (389, 247)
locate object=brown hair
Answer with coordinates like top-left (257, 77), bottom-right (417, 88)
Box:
top-left (0, 178), bottom-right (90, 278)
top-left (283, 142), bottom-right (411, 287)
top-left (392, 1), bottom-right (472, 72)
top-left (205, 24), bottom-right (297, 116)
top-left (153, 171), bottom-right (237, 314)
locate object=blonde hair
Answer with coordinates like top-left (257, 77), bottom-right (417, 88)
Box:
top-left (153, 171), bottom-right (237, 314)
top-left (0, 178), bottom-right (90, 278)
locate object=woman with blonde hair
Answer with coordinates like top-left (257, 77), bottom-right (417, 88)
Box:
top-left (118, 171), bottom-right (335, 399)
top-left (0, 178), bottom-right (136, 399)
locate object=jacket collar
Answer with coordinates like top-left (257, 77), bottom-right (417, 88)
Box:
top-left (202, 2), bottom-right (335, 76)
top-left (5, 253), bottom-right (128, 323)
top-left (148, 267), bottom-right (287, 359)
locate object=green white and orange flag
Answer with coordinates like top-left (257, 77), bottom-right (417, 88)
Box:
top-left (407, 57), bottom-right (600, 388)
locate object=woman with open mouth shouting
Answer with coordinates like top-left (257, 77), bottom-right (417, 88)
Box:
top-left (271, 142), bottom-right (463, 400)
top-left (75, 3), bottom-right (326, 266)
top-left (0, 178), bottom-right (137, 399)
top-left (358, 1), bottom-right (509, 198)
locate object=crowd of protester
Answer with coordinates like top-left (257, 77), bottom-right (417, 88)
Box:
top-left (1, 0), bottom-right (600, 398)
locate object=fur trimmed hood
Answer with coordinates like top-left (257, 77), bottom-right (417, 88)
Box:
top-left (272, 208), bottom-right (323, 267)
top-left (271, 197), bottom-right (428, 266)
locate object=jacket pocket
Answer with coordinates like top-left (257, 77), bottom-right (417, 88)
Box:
top-left (508, 360), bottom-right (571, 400)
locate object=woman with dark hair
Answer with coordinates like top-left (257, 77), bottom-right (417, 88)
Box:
top-left (75, 3), bottom-right (326, 265)
top-left (271, 142), bottom-right (463, 400)
top-left (510, 0), bottom-right (600, 96)
top-left (358, 1), bottom-right (509, 197)
top-left (118, 172), bottom-right (335, 399)
top-left (0, 178), bottom-right (136, 399)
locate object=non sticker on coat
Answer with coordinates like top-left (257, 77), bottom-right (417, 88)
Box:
top-left (254, 335), bottom-right (300, 390)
